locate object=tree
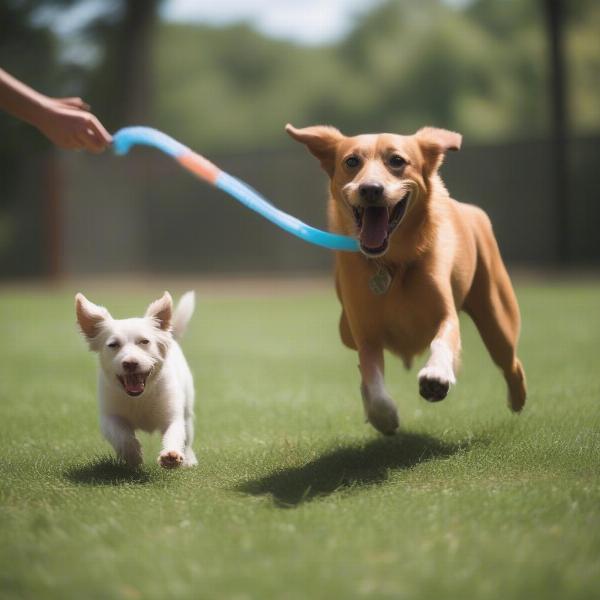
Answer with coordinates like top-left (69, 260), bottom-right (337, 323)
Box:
top-left (543, 0), bottom-right (569, 261)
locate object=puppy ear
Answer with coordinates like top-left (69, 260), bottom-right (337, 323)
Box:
top-left (145, 291), bottom-right (172, 331)
top-left (75, 293), bottom-right (111, 345)
top-left (285, 123), bottom-right (343, 176)
top-left (415, 127), bottom-right (462, 178)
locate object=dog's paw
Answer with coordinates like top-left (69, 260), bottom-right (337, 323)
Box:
top-left (158, 450), bottom-right (184, 469)
top-left (361, 384), bottom-right (400, 435)
top-left (506, 360), bottom-right (526, 413)
top-left (367, 401), bottom-right (400, 435)
top-left (123, 454), bottom-right (143, 468)
top-left (183, 449), bottom-right (198, 467)
top-left (119, 440), bottom-right (143, 468)
top-left (418, 366), bottom-right (455, 402)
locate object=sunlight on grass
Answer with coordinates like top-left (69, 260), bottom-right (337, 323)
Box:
top-left (0, 281), bottom-right (599, 599)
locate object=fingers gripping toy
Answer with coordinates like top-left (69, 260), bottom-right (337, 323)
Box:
top-left (112, 126), bottom-right (359, 252)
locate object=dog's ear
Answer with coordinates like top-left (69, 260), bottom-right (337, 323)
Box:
top-left (75, 293), bottom-right (111, 346)
top-left (285, 123), bottom-right (343, 176)
top-left (415, 127), bottom-right (462, 178)
top-left (145, 291), bottom-right (172, 331)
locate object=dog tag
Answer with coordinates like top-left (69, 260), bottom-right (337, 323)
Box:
top-left (369, 265), bottom-right (393, 295)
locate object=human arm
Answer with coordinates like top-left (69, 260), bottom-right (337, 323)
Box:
top-left (0, 68), bottom-right (112, 153)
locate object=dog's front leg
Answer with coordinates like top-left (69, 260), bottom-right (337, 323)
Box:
top-left (100, 415), bottom-right (142, 467)
top-left (183, 408), bottom-right (198, 467)
top-left (359, 346), bottom-right (399, 435)
top-left (418, 313), bottom-right (461, 402)
top-left (158, 419), bottom-right (186, 469)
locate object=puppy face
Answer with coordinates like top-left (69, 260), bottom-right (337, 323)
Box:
top-left (75, 292), bottom-right (173, 397)
top-left (286, 124), bottom-right (461, 257)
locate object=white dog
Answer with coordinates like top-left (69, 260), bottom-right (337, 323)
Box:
top-left (75, 290), bottom-right (197, 469)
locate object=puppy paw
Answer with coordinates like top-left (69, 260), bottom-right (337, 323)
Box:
top-left (119, 441), bottom-right (143, 468)
top-left (183, 449), bottom-right (198, 467)
top-left (418, 366), bottom-right (455, 402)
top-left (158, 450), bottom-right (184, 469)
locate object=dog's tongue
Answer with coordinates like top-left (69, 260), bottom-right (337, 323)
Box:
top-left (360, 206), bottom-right (389, 249)
top-left (124, 374), bottom-right (144, 395)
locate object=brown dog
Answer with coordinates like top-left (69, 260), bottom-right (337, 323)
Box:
top-left (286, 123), bottom-right (526, 434)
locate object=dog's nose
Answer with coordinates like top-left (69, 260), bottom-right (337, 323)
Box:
top-left (359, 182), bottom-right (384, 204)
top-left (122, 360), bottom-right (139, 372)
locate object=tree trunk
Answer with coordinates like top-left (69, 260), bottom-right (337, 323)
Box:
top-left (90, 0), bottom-right (160, 129)
top-left (543, 0), bottom-right (570, 262)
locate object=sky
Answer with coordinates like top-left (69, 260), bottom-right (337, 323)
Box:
top-left (161, 0), bottom-right (385, 45)
top-left (37, 0), bottom-right (472, 48)
top-left (36, 0), bottom-right (387, 65)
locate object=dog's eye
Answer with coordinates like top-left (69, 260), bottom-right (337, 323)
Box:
top-left (138, 339), bottom-right (150, 346)
top-left (389, 154), bottom-right (406, 169)
top-left (344, 155), bottom-right (361, 169)
top-left (107, 341), bottom-right (120, 349)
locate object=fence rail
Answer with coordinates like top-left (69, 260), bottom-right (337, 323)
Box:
top-left (1, 136), bottom-right (598, 278)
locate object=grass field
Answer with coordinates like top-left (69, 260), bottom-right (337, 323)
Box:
top-left (1, 279), bottom-right (599, 600)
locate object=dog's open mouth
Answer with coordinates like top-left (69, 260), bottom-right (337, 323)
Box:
top-left (117, 372), bottom-right (150, 397)
top-left (352, 191), bottom-right (410, 257)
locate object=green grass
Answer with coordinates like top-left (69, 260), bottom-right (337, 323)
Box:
top-left (1, 280), bottom-right (599, 600)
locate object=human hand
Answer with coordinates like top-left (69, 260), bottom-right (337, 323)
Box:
top-left (35, 96), bottom-right (112, 153)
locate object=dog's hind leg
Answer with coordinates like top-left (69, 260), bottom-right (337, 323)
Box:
top-left (100, 415), bottom-right (142, 467)
top-left (336, 274), bottom-right (357, 350)
top-left (464, 239), bottom-right (527, 412)
top-left (339, 309), bottom-right (357, 349)
top-left (359, 346), bottom-right (399, 435)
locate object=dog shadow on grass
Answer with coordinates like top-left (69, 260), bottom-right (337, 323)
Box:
top-left (65, 457), bottom-right (153, 486)
top-left (237, 431), bottom-right (473, 507)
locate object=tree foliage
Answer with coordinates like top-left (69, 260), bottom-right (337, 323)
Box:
top-left (151, 0), bottom-right (599, 152)
top-left (2, 0), bottom-right (600, 153)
